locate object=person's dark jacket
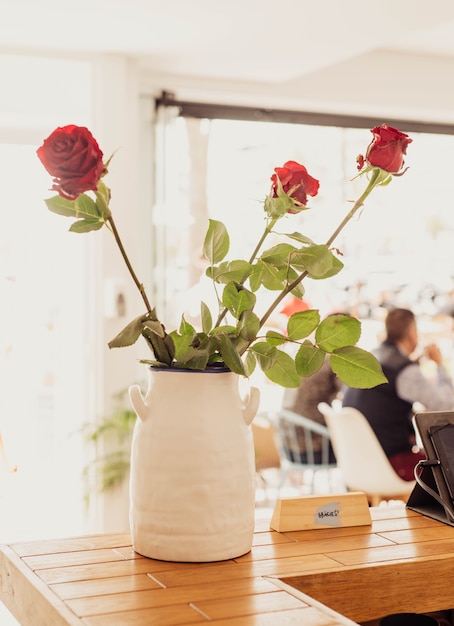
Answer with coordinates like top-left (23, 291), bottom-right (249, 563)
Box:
top-left (342, 340), bottom-right (414, 457)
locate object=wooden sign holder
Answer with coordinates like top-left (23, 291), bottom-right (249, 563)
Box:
top-left (270, 491), bottom-right (371, 532)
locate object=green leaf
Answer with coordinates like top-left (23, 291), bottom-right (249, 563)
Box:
top-left (206, 260), bottom-right (251, 284)
top-left (46, 194), bottom-right (107, 231)
top-left (264, 194), bottom-right (296, 217)
top-left (108, 314), bottom-right (145, 348)
top-left (139, 358), bottom-right (169, 368)
top-left (316, 314), bottom-right (361, 352)
top-left (182, 351), bottom-right (211, 370)
top-left (142, 319), bottom-right (166, 338)
top-left (308, 254), bottom-right (343, 280)
top-left (45, 195), bottom-right (79, 217)
top-left (236, 287), bottom-right (257, 315)
top-left (292, 244), bottom-right (342, 279)
top-left (179, 315), bottom-right (196, 338)
top-left (74, 193), bottom-right (103, 219)
top-left (287, 309), bottom-right (320, 340)
top-left (285, 232), bottom-right (315, 245)
top-left (330, 346), bottom-right (387, 388)
top-left (211, 324), bottom-right (237, 335)
top-left (204, 336), bottom-right (221, 364)
top-left (222, 282), bottom-right (256, 318)
top-left (218, 334), bottom-right (246, 375)
top-left (237, 311), bottom-right (260, 341)
top-left (203, 219), bottom-right (230, 264)
top-left (260, 243), bottom-right (296, 265)
top-left (168, 332), bottom-right (194, 360)
top-left (233, 335), bottom-right (250, 356)
top-left (248, 263), bottom-right (265, 292)
top-left (138, 313), bottom-right (175, 365)
top-left (244, 351), bottom-right (257, 377)
top-left (263, 350), bottom-right (301, 388)
top-left (142, 327), bottom-right (175, 365)
top-left (290, 282), bottom-right (305, 298)
top-left (69, 218), bottom-right (104, 233)
top-left (201, 301), bottom-right (212, 334)
top-left (255, 261), bottom-right (287, 290)
top-left (295, 342), bottom-right (326, 376)
top-left (249, 262), bottom-right (301, 293)
top-left (265, 330), bottom-right (288, 346)
top-left (170, 332), bottom-right (210, 370)
top-left (250, 342), bottom-right (278, 370)
top-left (94, 181), bottom-right (112, 219)
top-left (322, 255), bottom-right (344, 279)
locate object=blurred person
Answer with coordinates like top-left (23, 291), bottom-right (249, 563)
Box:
top-left (343, 307), bottom-right (454, 481)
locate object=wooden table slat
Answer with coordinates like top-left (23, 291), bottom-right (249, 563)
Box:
top-left (82, 606), bottom-right (350, 626)
top-left (22, 547), bottom-right (132, 570)
top-left (11, 533), bottom-right (132, 557)
top-left (50, 573), bottom-right (166, 600)
top-left (62, 576), bottom-right (279, 614)
top-left (237, 531), bottom-right (394, 562)
top-left (35, 553), bottom-right (218, 585)
top-left (81, 602), bottom-right (204, 626)
top-left (191, 589), bottom-right (306, 620)
top-left (325, 536), bottom-right (454, 566)
top-left (377, 525), bottom-right (454, 543)
top-left (149, 554), bottom-right (341, 588)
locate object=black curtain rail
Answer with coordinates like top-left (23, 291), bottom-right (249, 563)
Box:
top-left (155, 92), bottom-right (454, 135)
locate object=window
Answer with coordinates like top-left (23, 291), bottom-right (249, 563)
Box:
top-left (0, 55), bottom-right (93, 541)
top-left (152, 104), bottom-right (454, 387)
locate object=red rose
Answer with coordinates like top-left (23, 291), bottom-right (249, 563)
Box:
top-left (37, 125), bottom-right (105, 200)
top-left (363, 124), bottom-right (412, 174)
top-left (271, 160), bottom-right (319, 211)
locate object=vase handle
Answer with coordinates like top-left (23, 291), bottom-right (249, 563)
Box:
top-left (242, 386), bottom-right (260, 426)
top-left (129, 384), bottom-right (149, 421)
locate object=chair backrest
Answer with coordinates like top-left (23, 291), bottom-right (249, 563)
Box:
top-left (269, 408), bottom-right (336, 470)
top-left (318, 402), bottom-right (415, 497)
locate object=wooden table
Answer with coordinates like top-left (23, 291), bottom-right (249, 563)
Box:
top-left (1, 505), bottom-right (454, 626)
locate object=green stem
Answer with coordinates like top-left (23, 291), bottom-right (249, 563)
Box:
top-left (325, 168), bottom-right (381, 248)
top-left (214, 216), bottom-right (278, 327)
top-left (107, 215), bottom-right (153, 315)
top-left (247, 216), bottom-right (278, 265)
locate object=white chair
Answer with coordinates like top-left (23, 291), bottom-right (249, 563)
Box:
top-left (318, 402), bottom-right (415, 506)
top-left (261, 408), bottom-right (337, 496)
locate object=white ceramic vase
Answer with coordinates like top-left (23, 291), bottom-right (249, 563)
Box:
top-left (128, 367), bottom-right (260, 562)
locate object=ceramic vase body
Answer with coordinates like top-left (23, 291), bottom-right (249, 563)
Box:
top-left (128, 367), bottom-right (260, 562)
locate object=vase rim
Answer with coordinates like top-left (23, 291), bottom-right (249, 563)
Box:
top-left (147, 365), bottom-right (232, 374)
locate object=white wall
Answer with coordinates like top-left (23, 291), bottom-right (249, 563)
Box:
top-left (89, 55), bottom-right (151, 531)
